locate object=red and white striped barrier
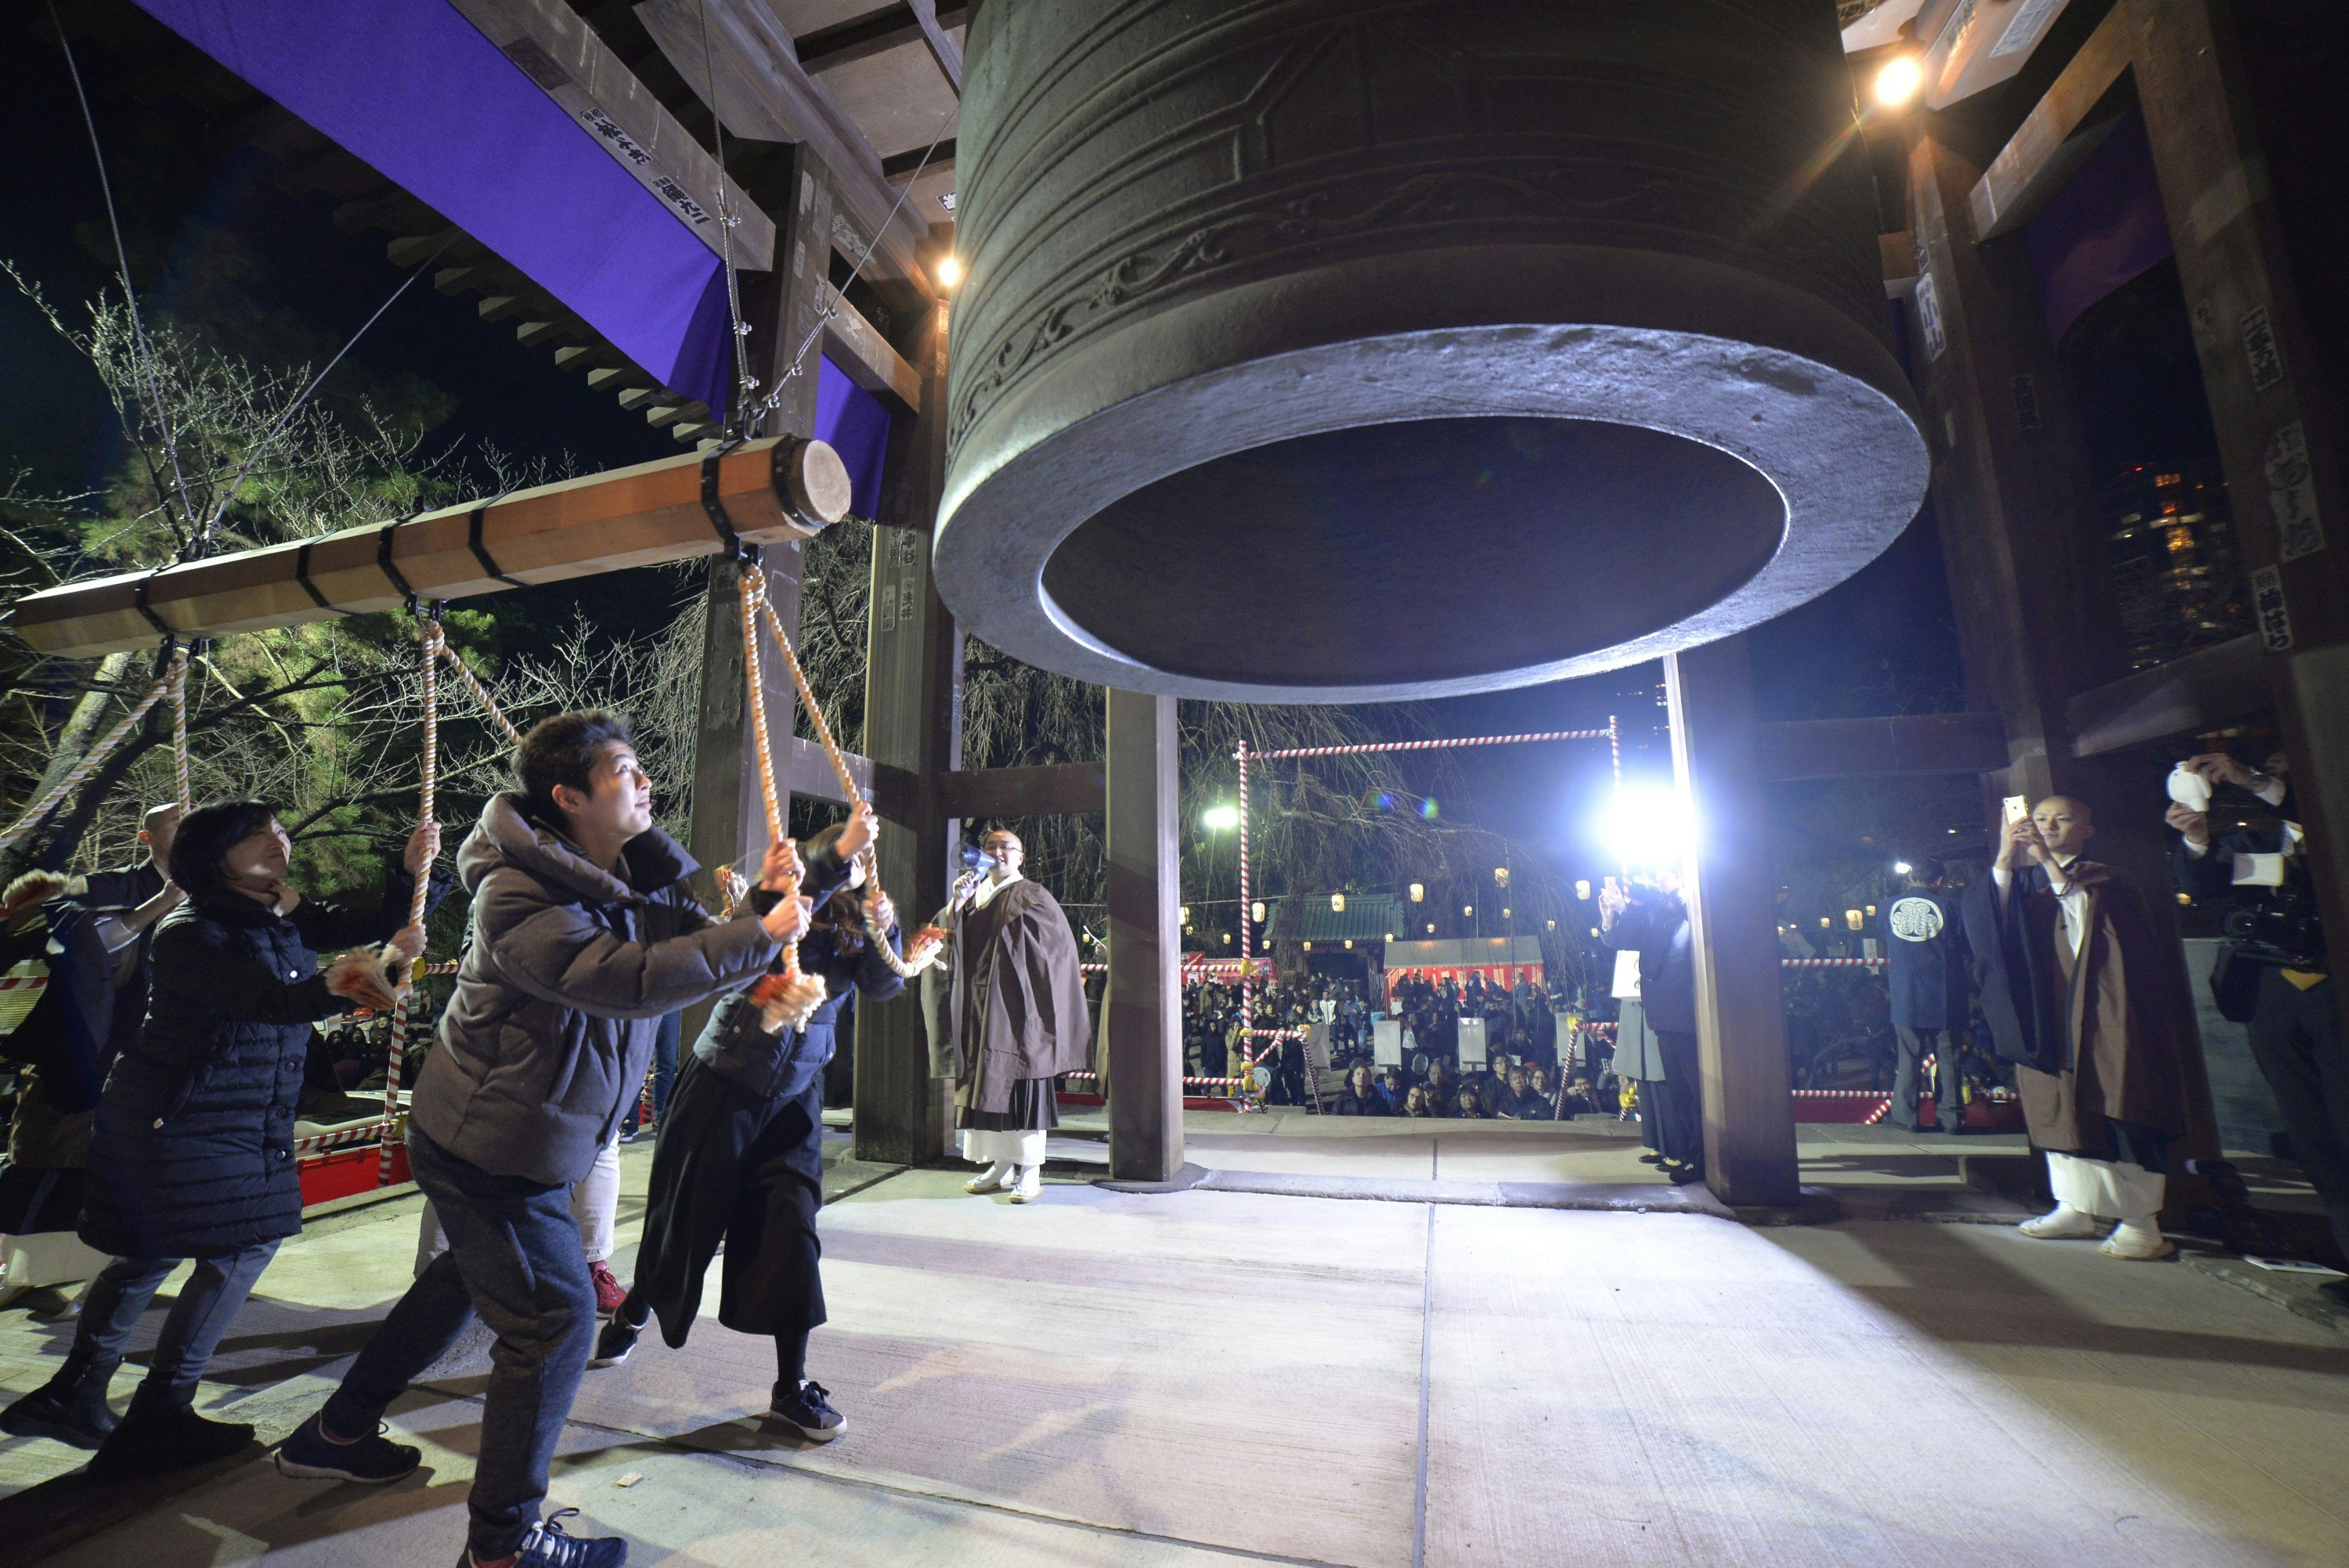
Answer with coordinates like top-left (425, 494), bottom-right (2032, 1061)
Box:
top-left (1781, 958), bottom-right (1886, 970)
top-left (294, 1118), bottom-right (399, 1158)
top-left (1249, 727), bottom-right (1616, 760)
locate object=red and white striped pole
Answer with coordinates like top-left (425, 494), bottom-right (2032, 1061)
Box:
top-left (1236, 739), bottom-right (1251, 1037)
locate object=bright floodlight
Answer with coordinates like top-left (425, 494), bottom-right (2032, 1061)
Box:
top-left (1203, 803), bottom-right (1239, 831)
top-left (1874, 54), bottom-right (1923, 107)
top-left (1600, 784), bottom-right (1695, 871)
top-left (936, 253), bottom-right (965, 289)
top-left (1893, 860), bottom-right (1912, 875)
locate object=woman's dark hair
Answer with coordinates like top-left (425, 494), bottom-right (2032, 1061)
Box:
top-left (802, 822), bottom-right (869, 953)
top-left (169, 799), bottom-right (280, 905)
top-left (516, 709), bottom-right (635, 827)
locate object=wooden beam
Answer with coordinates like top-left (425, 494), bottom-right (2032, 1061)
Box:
top-left (1924, 0), bottom-right (2077, 110)
top-left (1106, 688), bottom-right (1182, 1183)
top-left (1881, 230), bottom-right (1918, 297)
top-left (632, 0), bottom-right (935, 291)
top-left (1755, 712), bottom-right (2010, 780)
top-left (935, 762), bottom-right (1106, 820)
top-left (855, 289), bottom-right (960, 1166)
top-left (1968, 3), bottom-right (2133, 241)
top-left (797, 3), bottom-right (970, 74)
top-left (821, 283), bottom-right (922, 413)
top-left (882, 139), bottom-right (955, 188)
top-left (5, 441), bottom-right (846, 660)
top-left (2064, 635), bottom-right (2268, 755)
top-left (445, 0), bottom-right (774, 270)
top-left (905, 0), bottom-right (962, 93)
top-left (1668, 636), bottom-right (1799, 1210)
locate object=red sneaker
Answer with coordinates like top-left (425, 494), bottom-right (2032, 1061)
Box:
top-left (589, 1260), bottom-right (626, 1317)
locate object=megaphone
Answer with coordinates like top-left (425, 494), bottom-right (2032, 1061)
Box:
top-left (956, 842), bottom-right (998, 874)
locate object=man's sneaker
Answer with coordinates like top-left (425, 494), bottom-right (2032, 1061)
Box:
top-left (589, 1261), bottom-right (626, 1317)
top-left (458, 1508), bottom-right (626, 1568)
top-left (88, 1401), bottom-right (253, 1480)
top-left (274, 1411), bottom-right (421, 1483)
top-left (588, 1311), bottom-right (644, 1369)
top-left (768, 1379), bottom-right (845, 1443)
top-left (0, 1375), bottom-right (117, 1449)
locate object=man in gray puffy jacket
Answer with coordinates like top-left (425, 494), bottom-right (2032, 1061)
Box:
top-left (274, 710), bottom-right (821, 1568)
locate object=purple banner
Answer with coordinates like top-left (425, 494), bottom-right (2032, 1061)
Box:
top-left (814, 356), bottom-right (892, 518)
top-left (2026, 110), bottom-right (2175, 346)
top-left (132, 0), bottom-right (731, 414)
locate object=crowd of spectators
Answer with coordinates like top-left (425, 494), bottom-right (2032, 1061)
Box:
top-left (1176, 969), bottom-right (1612, 1117)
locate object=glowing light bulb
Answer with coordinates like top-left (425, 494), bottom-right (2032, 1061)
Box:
top-left (1874, 54), bottom-right (1923, 108)
top-left (935, 253), bottom-right (965, 289)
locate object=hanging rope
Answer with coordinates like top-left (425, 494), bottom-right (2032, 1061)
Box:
top-left (410, 619), bottom-right (441, 931)
top-left (436, 638), bottom-right (525, 747)
top-left (748, 568), bottom-right (941, 980)
top-left (167, 644), bottom-right (190, 813)
top-left (737, 568), bottom-right (827, 1032)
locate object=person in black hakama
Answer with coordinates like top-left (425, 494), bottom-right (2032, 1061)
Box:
top-left (589, 813), bottom-right (909, 1441)
top-left (948, 829), bottom-right (1091, 1204)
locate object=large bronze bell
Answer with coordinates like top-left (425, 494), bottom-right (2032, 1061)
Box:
top-left (936, 1), bottom-right (1929, 703)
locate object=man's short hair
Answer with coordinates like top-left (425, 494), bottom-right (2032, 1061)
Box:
top-left (516, 709), bottom-right (635, 827)
top-left (1907, 856), bottom-right (1947, 884)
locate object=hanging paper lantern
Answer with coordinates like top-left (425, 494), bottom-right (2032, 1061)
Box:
top-left (1251, 900), bottom-right (1266, 923)
top-left (1575, 880), bottom-right (1591, 900)
top-left (1409, 882), bottom-right (1424, 903)
top-left (1330, 892), bottom-right (1346, 913)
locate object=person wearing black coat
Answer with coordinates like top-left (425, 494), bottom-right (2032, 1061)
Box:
top-left (1, 801), bottom-right (440, 1471)
top-left (1332, 1063), bottom-right (1386, 1116)
top-left (590, 822), bottom-right (908, 1443)
top-left (1600, 873), bottom-right (1704, 1184)
top-left (1884, 859), bottom-right (1970, 1133)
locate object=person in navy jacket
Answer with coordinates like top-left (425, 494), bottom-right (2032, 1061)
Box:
top-left (1885, 857), bottom-right (1971, 1133)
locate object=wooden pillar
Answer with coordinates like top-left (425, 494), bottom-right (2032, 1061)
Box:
top-left (1665, 635), bottom-right (1799, 1209)
top-left (1106, 688), bottom-right (1182, 1183)
top-left (855, 286), bottom-right (960, 1166)
top-left (2127, 0), bottom-right (2349, 1031)
top-left (685, 147), bottom-right (834, 1034)
top-left (1911, 108), bottom-right (2224, 1176)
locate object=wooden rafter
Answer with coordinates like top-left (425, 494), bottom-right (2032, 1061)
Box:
top-left (1968, 4), bottom-right (2134, 243)
top-left (632, 0), bottom-right (938, 293)
top-left (797, 2), bottom-right (970, 74)
top-left (446, 0), bottom-right (778, 271)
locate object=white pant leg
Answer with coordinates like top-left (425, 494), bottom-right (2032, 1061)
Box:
top-left (414, 1199), bottom-right (446, 1278)
top-left (963, 1127), bottom-right (1048, 1167)
top-left (572, 1134), bottom-right (622, 1263)
top-left (2046, 1151), bottom-right (2165, 1222)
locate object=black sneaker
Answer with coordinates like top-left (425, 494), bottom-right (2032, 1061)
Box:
top-left (88, 1401), bottom-right (253, 1480)
top-left (458, 1508), bottom-right (627, 1568)
top-left (588, 1311), bottom-right (643, 1369)
top-left (0, 1377), bottom-right (117, 1449)
top-left (274, 1411), bottom-right (421, 1483)
top-left (767, 1379), bottom-right (845, 1443)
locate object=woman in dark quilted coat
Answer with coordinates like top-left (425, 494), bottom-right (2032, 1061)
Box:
top-left (0, 800), bottom-right (442, 1476)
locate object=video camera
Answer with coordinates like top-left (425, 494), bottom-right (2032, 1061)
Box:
top-left (2221, 894), bottom-right (2326, 968)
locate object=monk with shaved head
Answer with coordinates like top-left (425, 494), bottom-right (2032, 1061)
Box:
top-left (1964, 791), bottom-right (2196, 1259)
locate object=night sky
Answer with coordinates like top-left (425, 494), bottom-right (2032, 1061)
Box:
top-left (9, 12), bottom-right (2164, 893)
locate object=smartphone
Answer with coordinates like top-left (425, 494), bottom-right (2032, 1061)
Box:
top-left (2002, 795), bottom-right (2029, 824)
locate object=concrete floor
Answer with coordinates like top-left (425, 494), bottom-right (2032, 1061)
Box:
top-left (3, 1115), bottom-right (2347, 1566)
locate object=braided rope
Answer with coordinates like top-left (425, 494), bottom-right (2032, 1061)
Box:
top-left (168, 646), bottom-right (190, 813)
top-left (737, 569), bottom-right (821, 1029)
top-left (750, 579), bottom-right (938, 980)
top-left (436, 639), bottom-right (525, 747)
top-left (0, 669), bottom-right (175, 858)
top-left (411, 621), bottom-right (441, 930)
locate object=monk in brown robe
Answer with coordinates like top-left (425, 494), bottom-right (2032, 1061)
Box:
top-left (944, 830), bottom-right (1091, 1203)
top-left (1963, 795), bottom-right (2192, 1260)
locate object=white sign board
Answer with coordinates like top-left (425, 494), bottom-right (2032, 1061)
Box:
top-left (1373, 1018), bottom-right (1403, 1067)
top-left (1458, 1016), bottom-right (1488, 1070)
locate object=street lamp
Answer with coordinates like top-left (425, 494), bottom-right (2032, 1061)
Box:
top-left (1202, 803), bottom-right (1239, 831)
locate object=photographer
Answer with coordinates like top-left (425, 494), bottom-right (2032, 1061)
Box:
top-left (1599, 872), bottom-right (1703, 1186)
top-left (2167, 750), bottom-right (2344, 1289)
